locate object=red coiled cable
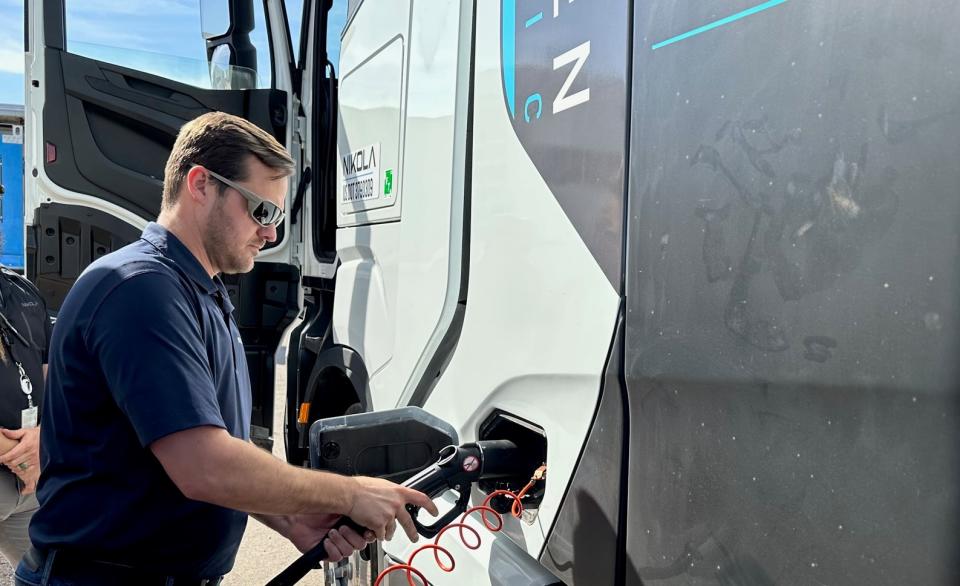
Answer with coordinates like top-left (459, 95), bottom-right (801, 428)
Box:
top-left (373, 466), bottom-right (545, 586)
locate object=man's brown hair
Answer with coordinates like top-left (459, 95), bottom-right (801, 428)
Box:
top-left (162, 111), bottom-right (294, 210)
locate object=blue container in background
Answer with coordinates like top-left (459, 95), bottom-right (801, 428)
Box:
top-left (0, 104), bottom-right (25, 271)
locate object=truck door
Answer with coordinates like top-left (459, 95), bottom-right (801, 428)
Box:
top-left (287, 0), bottom-right (476, 463)
top-left (23, 0), bottom-right (312, 450)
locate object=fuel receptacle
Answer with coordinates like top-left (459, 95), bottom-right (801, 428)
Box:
top-left (477, 411), bottom-right (548, 514)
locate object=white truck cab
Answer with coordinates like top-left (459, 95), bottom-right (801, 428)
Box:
top-left (23, 1), bottom-right (960, 585)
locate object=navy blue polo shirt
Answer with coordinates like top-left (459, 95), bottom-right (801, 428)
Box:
top-left (30, 223), bottom-right (253, 578)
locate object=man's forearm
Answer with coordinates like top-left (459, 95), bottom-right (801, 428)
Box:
top-left (251, 513), bottom-right (293, 536)
top-left (151, 426), bottom-right (356, 517)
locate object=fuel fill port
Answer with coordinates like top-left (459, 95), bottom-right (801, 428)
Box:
top-left (477, 410), bottom-right (547, 516)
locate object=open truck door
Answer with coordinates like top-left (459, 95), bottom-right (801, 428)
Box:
top-left (21, 0), bottom-right (339, 451)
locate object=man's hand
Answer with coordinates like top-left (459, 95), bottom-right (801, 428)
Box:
top-left (346, 477), bottom-right (439, 543)
top-left (284, 513), bottom-right (375, 562)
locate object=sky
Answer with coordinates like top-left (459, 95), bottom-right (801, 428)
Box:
top-left (0, 0), bottom-right (23, 104)
top-left (0, 0), bottom-right (346, 106)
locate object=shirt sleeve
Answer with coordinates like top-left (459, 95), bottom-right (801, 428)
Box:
top-left (85, 270), bottom-right (226, 447)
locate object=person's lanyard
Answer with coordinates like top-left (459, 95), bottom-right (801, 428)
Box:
top-left (13, 360), bottom-right (34, 409)
top-left (0, 312), bottom-right (35, 410)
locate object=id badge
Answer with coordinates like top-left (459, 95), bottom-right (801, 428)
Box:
top-left (21, 406), bottom-right (38, 429)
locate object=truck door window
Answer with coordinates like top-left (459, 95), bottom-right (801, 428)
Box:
top-left (286, 0), bottom-right (303, 63)
top-left (64, 0), bottom-right (274, 90)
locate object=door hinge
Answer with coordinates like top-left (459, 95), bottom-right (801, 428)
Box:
top-left (295, 114), bottom-right (308, 145)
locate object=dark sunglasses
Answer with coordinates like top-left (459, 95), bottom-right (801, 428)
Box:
top-left (198, 166), bottom-right (285, 227)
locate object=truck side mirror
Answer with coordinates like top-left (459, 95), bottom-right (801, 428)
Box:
top-left (199, 0), bottom-right (258, 90)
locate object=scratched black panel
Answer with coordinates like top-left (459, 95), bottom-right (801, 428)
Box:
top-left (624, 0), bottom-right (960, 584)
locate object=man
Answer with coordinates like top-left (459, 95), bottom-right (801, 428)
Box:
top-left (0, 264), bottom-right (51, 566)
top-left (16, 112), bottom-right (437, 586)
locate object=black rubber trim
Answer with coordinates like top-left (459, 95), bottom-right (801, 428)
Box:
top-left (296, 344), bottom-right (371, 451)
top-left (290, 166), bottom-right (312, 225)
top-left (43, 0), bottom-right (64, 51)
top-left (407, 0), bottom-right (476, 408)
top-left (23, 0), bottom-right (29, 52)
top-left (613, 307), bottom-right (631, 586)
top-left (538, 304), bottom-right (626, 585)
top-left (302, 345), bottom-right (371, 413)
top-left (614, 2), bottom-right (635, 584)
top-left (284, 288), bottom-right (333, 465)
top-left (309, 0), bottom-right (338, 262)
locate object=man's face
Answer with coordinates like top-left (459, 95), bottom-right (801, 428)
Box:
top-left (204, 156), bottom-right (288, 275)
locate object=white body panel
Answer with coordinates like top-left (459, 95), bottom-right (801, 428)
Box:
top-left (333, 0), bottom-right (470, 410)
top-left (335, 2), bottom-right (409, 226)
top-left (333, 1), bottom-right (620, 583)
top-left (333, 222), bottom-right (400, 394)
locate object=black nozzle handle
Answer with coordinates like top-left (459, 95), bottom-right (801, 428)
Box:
top-left (408, 487), bottom-right (471, 539)
top-left (267, 440), bottom-right (527, 585)
top-left (265, 517), bottom-right (367, 586)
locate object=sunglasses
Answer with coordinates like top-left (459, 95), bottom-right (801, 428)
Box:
top-left (198, 166), bottom-right (285, 227)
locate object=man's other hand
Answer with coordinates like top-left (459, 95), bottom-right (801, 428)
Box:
top-left (285, 513), bottom-right (374, 562)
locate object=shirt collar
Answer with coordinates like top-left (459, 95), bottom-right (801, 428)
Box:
top-left (140, 222), bottom-right (220, 296)
top-left (214, 279), bottom-right (235, 315)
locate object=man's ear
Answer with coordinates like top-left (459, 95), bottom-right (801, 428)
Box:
top-left (184, 166), bottom-right (212, 204)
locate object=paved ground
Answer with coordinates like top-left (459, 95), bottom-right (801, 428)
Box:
top-left (0, 364), bottom-right (327, 586)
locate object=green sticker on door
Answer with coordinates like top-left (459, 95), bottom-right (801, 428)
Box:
top-left (384, 169), bottom-right (393, 195)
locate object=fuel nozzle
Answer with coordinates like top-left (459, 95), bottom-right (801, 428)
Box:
top-left (475, 439), bottom-right (543, 481)
top-left (402, 439), bottom-right (544, 538)
top-left (270, 439), bottom-right (545, 586)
